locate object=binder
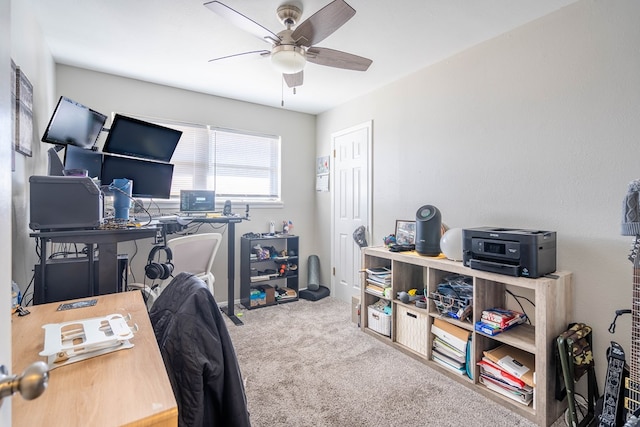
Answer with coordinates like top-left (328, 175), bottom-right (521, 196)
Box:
top-left (432, 347), bottom-right (465, 369)
top-left (431, 318), bottom-right (471, 353)
top-left (484, 345), bottom-right (535, 388)
top-left (432, 353), bottom-right (466, 375)
top-left (433, 337), bottom-right (466, 363)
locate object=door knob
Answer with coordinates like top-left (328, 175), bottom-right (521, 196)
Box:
top-left (0, 361), bottom-right (49, 405)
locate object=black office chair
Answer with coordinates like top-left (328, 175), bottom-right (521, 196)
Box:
top-left (149, 272), bottom-right (250, 427)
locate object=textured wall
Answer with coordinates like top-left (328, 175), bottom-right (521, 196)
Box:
top-left (316, 0), bottom-right (640, 383)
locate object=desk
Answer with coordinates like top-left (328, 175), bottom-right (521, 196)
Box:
top-left (185, 216), bottom-right (244, 325)
top-left (12, 291), bottom-right (178, 427)
top-left (31, 227), bottom-right (159, 304)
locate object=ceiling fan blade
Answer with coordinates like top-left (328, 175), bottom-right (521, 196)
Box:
top-left (204, 1), bottom-right (279, 44)
top-left (307, 47), bottom-right (372, 71)
top-left (283, 71), bottom-right (304, 88)
top-left (291, 0), bottom-right (355, 47)
top-left (208, 50), bottom-right (270, 63)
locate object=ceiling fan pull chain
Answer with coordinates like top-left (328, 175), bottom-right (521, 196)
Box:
top-left (281, 76), bottom-right (285, 107)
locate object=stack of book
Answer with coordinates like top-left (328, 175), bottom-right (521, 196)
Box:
top-left (365, 266), bottom-right (391, 297)
top-left (478, 345), bottom-right (535, 405)
top-left (430, 317), bottom-right (471, 378)
top-left (474, 308), bottom-right (527, 336)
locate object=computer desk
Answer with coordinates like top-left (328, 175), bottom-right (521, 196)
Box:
top-left (30, 227), bottom-right (160, 304)
top-left (182, 215), bottom-right (244, 325)
top-left (12, 291), bottom-right (178, 426)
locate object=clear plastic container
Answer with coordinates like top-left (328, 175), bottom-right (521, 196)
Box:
top-left (11, 281), bottom-right (21, 309)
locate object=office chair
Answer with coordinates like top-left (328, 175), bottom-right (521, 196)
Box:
top-left (128, 233), bottom-right (222, 309)
top-left (165, 232), bottom-right (222, 295)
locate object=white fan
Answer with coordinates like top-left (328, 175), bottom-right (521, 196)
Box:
top-left (204, 0), bottom-right (373, 88)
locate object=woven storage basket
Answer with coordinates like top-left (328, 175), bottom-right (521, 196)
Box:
top-left (368, 306), bottom-right (391, 336)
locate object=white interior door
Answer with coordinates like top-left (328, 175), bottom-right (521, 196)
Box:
top-left (331, 121), bottom-right (372, 303)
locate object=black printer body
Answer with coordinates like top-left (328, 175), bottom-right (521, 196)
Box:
top-left (462, 227), bottom-right (556, 278)
top-left (29, 175), bottom-right (103, 231)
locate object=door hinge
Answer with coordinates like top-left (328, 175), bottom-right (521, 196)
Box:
top-left (332, 267), bottom-right (335, 275)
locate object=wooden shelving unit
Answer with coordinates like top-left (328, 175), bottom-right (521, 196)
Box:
top-left (360, 246), bottom-right (572, 426)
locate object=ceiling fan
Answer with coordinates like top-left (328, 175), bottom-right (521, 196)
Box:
top-left (204, 0), bottom-right (373, 89)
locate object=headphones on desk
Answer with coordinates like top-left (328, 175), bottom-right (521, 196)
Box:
top-left (145, 246), bottom-right (174, 280)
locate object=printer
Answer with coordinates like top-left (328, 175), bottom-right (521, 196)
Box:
top-left (462, 227), bottom-right (556, 278)
top-left (29, 175), bottom-right (103, 231)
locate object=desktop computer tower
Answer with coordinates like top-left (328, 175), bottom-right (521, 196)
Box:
top-left (33, 255), bottom-right (128, 305)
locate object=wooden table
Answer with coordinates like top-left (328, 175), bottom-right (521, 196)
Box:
top-left (12, 291), bottom-right (177, 427)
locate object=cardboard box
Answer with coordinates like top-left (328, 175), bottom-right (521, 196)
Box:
top-left (258, 285), bottom-right (275, 304)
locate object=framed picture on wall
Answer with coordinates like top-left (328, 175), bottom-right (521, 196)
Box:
top-left (395, 220), bottom-right (416, 246)
top-left (15, 66), bottom-right (33, 157)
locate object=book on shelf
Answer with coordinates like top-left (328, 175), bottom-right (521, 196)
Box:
top-left (479, 375), bottom-right (533, 405)
top-left (365, 286), bottom-right (385, 296)
top-left (432, 353), bottom-right (466, 376)
top-left (432, 347), bottom-right (465, 369)
top-left (365, 266), bottom-right (391, 275)
top-left (366, 275), bottom-right (390, 285)
top-left (481, 308), bottom-right (526, 328)
top-left (366, 278), bottom-right (390, 288)
top-left (250, 274), bottom-right (278, 282)
top-left (432, 337), bottom-right (466, 363)
top-left (477, 358), bottom-right (527, 389)
top-left (474, 320), bottom-right (523, 336)
top-left (484, 344), bottom-right (535, 388)
top-left (431, 317), bottom-right (471, 353)
top-left (276, 287), bottom-right (297, 300)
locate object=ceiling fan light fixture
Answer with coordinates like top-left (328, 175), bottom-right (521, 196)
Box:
top-left (271, 45), bottom-right (306, 74)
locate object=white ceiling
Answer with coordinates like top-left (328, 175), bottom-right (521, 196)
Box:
top-left (28, 0), bottom-right (577, 115)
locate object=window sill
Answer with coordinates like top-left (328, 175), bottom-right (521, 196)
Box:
top-left (137, 198), bottom-right (284, 212)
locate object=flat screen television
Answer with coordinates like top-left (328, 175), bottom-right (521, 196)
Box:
top-left (101, 154), bottom-right (174, 199)
top-left (102, 114), bottom-right (182, 163)
top-left (41, 96), bottom-right (107, 148)
top-left (64, 145), bottom-right (103, 179)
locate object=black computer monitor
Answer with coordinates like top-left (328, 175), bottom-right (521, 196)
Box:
top-left (64, 145), bottom-right (103, 179)
top-left (102, 114), bottom-right (182, 163)
top-left (180, 190), bottom-right (216, 213)
top-left (101, 154), bottom-right (174, 199)
top-left (41, 96), bottom-right (107, 149)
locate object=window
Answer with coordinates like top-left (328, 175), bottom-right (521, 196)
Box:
top-left (130, 116), bottom-right (281, 203)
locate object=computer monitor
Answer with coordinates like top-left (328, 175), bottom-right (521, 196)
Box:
top-left (64, 145), bottom-right (103, 179)
top-left (41, 96), bottom-right (107, 149)
top-left (180, 190), bottom-right (216, 213)
top-left (102, 114), bottom-right (182, 163)
top-left (101, 154), bottom-right (174, 199)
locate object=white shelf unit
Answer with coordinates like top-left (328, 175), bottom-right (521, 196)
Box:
top-left (360, 246), bottom-right (572, 426)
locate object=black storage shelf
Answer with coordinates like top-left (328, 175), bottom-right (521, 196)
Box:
top-left (241, 235), bottom-right (299, 309)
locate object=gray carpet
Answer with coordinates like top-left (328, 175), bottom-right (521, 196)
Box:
top-left (225, 297), bottom-right (566, 427)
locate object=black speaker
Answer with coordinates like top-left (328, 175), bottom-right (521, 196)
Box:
top-left (145, 246), bottom-right (174, 280)
top-left (415, 205), bottom-right (442, 256)
top-left (223, 200), bottom-right (232, 216)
